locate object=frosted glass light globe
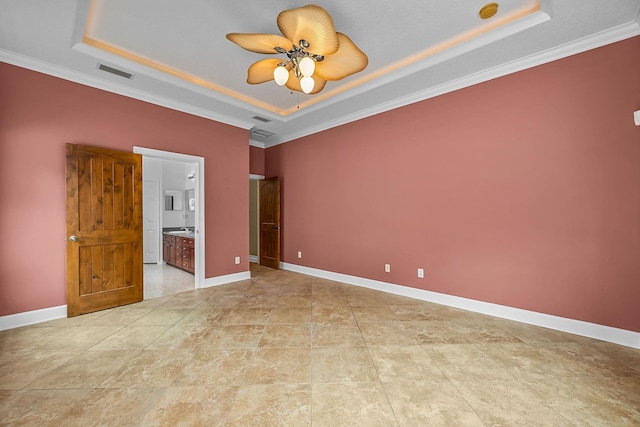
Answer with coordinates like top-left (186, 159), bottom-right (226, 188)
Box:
top-left (300, 76), bottom-right (314, 94)
top-left (273, 66), bottom-right (289, 86)
top-left (298, 57), bottom-right (315, 77)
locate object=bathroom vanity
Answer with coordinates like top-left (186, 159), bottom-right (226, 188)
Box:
top-left (163, 232), bottom-right (195, 274)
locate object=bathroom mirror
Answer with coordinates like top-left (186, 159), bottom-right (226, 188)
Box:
top-left (186, 189), bottom-right (195, 211)
top-left (164, 189), bottom-right (184, 211)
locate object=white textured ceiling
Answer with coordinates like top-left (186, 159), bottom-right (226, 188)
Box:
top-left (1, 0), bottom-right (639, 146)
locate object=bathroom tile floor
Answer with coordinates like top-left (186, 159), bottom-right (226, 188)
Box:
top-left (1, 264), bottom-right (639, 426)
top-left (143, 263), bottom-right (195, 300)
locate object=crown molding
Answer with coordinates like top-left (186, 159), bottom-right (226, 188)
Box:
top-left (266, 22), bottom-right (640, 147)
top-left (249, 139), bottom-right (266, 148)
top-left (3, 19), bottom-right (638, 148)
top-left (0, 49), bottom-right (254, 131)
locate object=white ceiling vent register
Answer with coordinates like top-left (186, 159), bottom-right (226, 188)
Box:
top-left (251, 128), bottom-right (276, 138)
top-left (97, 63), bottom-right (134, 80)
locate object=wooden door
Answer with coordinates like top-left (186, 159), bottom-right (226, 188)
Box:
top-left (259, 177), bottom-right (281, 269)
top-left (65, 143), bottom-right (143, 317)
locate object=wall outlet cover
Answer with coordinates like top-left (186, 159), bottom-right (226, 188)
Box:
top-left (634, 110), bottom-right (640, 126)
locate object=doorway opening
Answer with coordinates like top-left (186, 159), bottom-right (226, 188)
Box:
top-left (249, 174), bottom-right (264, 265)
top-left (249, 175), bottom-right (281, 272)
top-left (134, 147), bottom-right (205, 299)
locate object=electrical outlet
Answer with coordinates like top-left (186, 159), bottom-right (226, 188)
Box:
top-left (634, 110), bottom-right (640, 126)
top-left (384, 264), bottom-right (391, 273)
top-left (297, 251), bottom-right (302, 258)
top-left (234, 256), bottom-right (240, 264)
top-left (418, 268), bottom-right (424, 278)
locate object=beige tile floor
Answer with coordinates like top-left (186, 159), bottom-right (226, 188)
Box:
top-left (1, 264), bottom-right (639, 426)
top-left (143, 263), bottom-right (195, 300)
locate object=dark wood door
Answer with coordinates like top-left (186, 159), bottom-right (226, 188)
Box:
top-left (65, 144), bottom-right (143, 317)
top-left (259, 177), bottom-right (281, 269)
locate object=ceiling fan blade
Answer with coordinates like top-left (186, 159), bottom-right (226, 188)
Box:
top-left (277, 5), bottom-right (339, 56)
top-left (285, 73), bottom-right (327, 94)
top-left (226, 33), bottom-right (293, 54)
top-left (314, 33), bottom-right (368, 81)
top-left (247, 59), bottom-right (283, 84)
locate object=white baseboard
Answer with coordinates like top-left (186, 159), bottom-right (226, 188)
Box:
top-left (1, 270), bottom-right (252, 331)
top-left (202, 271), bottom-right (251, 288)
top-left (282, 262), bottom-right (640, 350)
top-left (5, 266), bottom-right (638, 350)
top-left (0, 305), bottom-right (67, 331)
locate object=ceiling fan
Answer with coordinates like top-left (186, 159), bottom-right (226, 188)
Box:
top-left (226, 4), bottom-right (368, 95)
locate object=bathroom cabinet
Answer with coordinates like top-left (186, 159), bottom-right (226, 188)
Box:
top-left (163, 233), bottom-right (194, 274)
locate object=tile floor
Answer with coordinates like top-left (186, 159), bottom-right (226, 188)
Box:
top-left (143, 263), bottom-right (195, 300)
top-left (1, 264), bottom-right (639, 426)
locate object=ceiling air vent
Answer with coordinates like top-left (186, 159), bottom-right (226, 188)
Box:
top-left (251, 128), bottom-right (275, 138)
top-left (251, 115), bottom-right (271, 123)
top-left (97, 63), bottom-right (134, 80)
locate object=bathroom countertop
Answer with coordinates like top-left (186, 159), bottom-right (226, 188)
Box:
top-left (163, 231), bottom-right (195, 238)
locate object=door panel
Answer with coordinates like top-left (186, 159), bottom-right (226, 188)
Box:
top-left (259, 177), bottom-right (281, 269)
top-left (66, 143), bottom-right (143, 317)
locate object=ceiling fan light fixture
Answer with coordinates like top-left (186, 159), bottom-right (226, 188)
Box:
top-left (274, 65), bottom-right (290, 85)
top-left (226, 4), bottom-right (367, 95)
top-left (298, 56), bottom-right (315, 77)
top-left (300, 76), bottom-right (315, 94)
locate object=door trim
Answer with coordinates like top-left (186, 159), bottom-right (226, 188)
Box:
top-left (134, 146), bottom-right (205, 290)
top-left (249, 174), bottom-right (265, 264)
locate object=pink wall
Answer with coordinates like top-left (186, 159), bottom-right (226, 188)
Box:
top-left (266, 36), bottom-right (640, 332)
top-left (249, 145), bottom-right (265, 176)
top-left (0, 63), bottom-right (249, 316)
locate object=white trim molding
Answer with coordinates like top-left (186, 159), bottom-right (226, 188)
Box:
top-left (202, 271), bottom-right (251, 288)
top-left (282, 262), bottom-right (640, 349)
top-left (134, 146), bottom-right (206, 290)
top-left (0, 305), bottom-right (67, 331)
top-left (0, 49), bottom-right (254, 132)
top-left (0, 269), bottom-right (250, 330)
top-left (265, 22), bottom-right (640, 147)
top-left (249, 140), bottom-right (267, 149)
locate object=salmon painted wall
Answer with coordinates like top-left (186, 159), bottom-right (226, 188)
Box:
top-left (249, 145), bottom-right (265, 176)
top-left (0, 63), bottom-right (249, 316)
top-left (266, 36), bottom-right (640, 332)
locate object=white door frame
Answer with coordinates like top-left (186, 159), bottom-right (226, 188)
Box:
top-left (142, 179), bottom-right (160, 263)
top-left (134, 146), bottom-right (205, 289)
top-left (249, 174), bottom-right (264, 263)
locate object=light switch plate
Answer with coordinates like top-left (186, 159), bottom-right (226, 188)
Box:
top-left (634, 110), bottom-right (640, 126)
